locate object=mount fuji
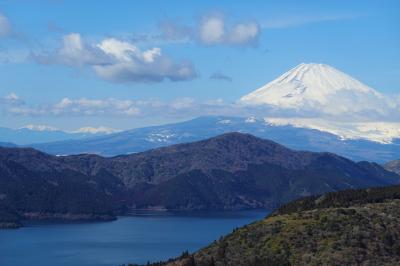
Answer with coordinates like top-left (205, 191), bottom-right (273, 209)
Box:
top-left (240, 63), bottom-right (400, 143)
top-left (240, 63), bottom-right (385, 110)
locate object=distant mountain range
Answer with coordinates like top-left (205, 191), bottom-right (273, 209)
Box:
top-left (159, 185), bottom-right (400, 266)
top-left (0, 126), bottom-right (115, 145)
top-left (1, 133), bottom-right (399, 228)
top-left (21, 116), bottom-right (400, 163)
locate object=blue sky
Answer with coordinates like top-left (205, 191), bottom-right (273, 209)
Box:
top-left (0, 0), bottom-right (399, 130)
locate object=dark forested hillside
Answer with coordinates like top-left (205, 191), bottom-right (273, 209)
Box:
top-left (55, 133), bottom-right (400, 210)
top-left (0, 149), bottom-right (126, 228)
top-left (1, 133), bottom-right (399, 228)
top-left (155, 185), bottom-right (400, 266)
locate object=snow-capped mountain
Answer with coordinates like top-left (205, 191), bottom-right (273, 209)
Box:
top-left (240, 63), bottom-right (387, 111)
top-left (240, 63), bottom-right (400, 143)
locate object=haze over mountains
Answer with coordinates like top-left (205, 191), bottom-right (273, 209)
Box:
top-left (20, 116), bottom-right (399, 163)
top-left (0, 125), bottom-right (117, 145)
top-left (1, 133), bottom-right (399, 228)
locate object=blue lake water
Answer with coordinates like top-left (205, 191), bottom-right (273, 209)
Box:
top-left (0, 210), bottom-right (267, 266)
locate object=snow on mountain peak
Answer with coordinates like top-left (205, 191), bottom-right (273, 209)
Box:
top-left (239, 63), bottom-right (400, 143)
top-left (240, 63), bottom-right (383, 109)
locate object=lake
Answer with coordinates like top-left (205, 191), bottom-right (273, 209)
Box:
top-left (0, 210), bottom-right (267, 266)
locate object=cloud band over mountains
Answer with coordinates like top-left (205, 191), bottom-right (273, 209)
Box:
top-left (1, 91), bottom-right (399, 122)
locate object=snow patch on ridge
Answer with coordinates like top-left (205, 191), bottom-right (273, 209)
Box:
top-left (145, 130), bottom-right (176, 143)
top-left (217, 119), bottom-right (232, 124)
top-left (245, 116), bottom-right (257, 123)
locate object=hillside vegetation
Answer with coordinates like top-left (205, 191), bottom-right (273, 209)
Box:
top-left (155, 185), bottom-right (400, 266)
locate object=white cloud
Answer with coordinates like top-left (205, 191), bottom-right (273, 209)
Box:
top-left (17, 123), bottom-right (120, 134)
top-left (33, 33), bottom-right (110, 66)
top-left (265, 118), bottom-right (400, 144)
top-left (97, 38), bottom-right (139, 61)
top-left (58, 33), bottom-right (107, 66)
top-left (3, 92), bottom-right (399, 122)
top-left (51, 97), bottom-right (141, 116)
top-left (94, 38), bottom-right (196, 82)
top-left (0, 95), bottom-right (141, 117)
top-left (21, 124), bottom-right (59, 131)
top-left (54, 98), bottom-right (73, 108)
top-left (0, 13), bottom-right (11, 38)
top-left (142, 48), bottom-right (161, 63)
top-left (227, 22), bottom-right (259, 45)
top-left (0, 92), bottom-right (25, 107)
top-left (33, 34), bottom-right (197, 83)
top-left (0, 93), bottom-right (250, 118)
top-left (16, 124), bottom-right (120, 134)
top-left (4, 92), bottom-right (20, 101)
top-left (7, 106), bottom-right (45, 116)
top-left (159, 14), bottom-right (260, 47)
top-left (197, 15), bottom-right (260, 46)
top-left (170, 97), bottom-right (195, 110)
top-left (199, 15), bottom-right (225, 44)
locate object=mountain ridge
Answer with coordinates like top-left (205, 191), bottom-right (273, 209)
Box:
top-left (1, 132), bottom-right (399, 228)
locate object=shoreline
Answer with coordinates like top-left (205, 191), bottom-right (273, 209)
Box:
top-left (0, 208), bottom-right (269, 229)
top-left (0, 212), bottom-right (117, 229)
